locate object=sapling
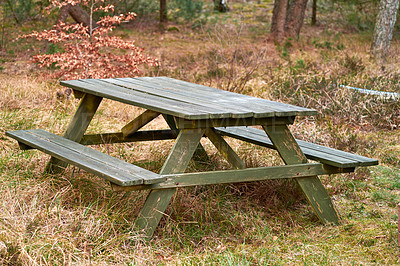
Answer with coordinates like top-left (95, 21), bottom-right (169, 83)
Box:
top-left (21, 0), bottom-right (159, 79)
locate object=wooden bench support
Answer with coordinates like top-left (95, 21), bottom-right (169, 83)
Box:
top-left (111, 163), bottom-right (353, 192)
top-left (80, 130), bottom-right (176, 145)
top-left (5, 129), bottom-right (165, 186)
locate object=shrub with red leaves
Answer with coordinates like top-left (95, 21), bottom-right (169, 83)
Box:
top-left (22, 0), bottom-right (159, 79)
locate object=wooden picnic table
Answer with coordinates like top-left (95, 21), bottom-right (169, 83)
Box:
top-left (6, 77), bottom-right (378, 239)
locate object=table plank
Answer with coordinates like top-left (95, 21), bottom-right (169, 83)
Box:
top-left (149, 77), bottom-right (317, 117)
top-left (103, 78), bottom-right (255, 119)
top-left (114, 78), bottom-right (265, 118)
top-left (85, 79), bottom-right (235, 119)
top-left (61, 77), bottom-right (317, 120)
top-left (135, 77), bottom-right (285, 117)
top-left (62, 79), bottom-right (219, 119)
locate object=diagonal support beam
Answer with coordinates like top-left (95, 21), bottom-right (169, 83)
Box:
top-left (205, 128), bottom-right (246, 169)
top-left (121, 110), bottom-right (160, 137)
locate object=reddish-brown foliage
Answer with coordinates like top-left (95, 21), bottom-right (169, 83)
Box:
top-left (21, 0), bottom-right (159, 79)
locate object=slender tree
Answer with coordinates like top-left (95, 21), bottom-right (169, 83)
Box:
top-left (160, 0), bottom-right (167, 24)
top-left (311, 0), bottom-right (317, 26)
top-left (371, 0), bottom-right (399, 62)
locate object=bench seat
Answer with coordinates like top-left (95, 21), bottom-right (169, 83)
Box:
top-left (215, 126), bottom-right (378, 169)
top-left (6, 129), bottom-right (165, 186)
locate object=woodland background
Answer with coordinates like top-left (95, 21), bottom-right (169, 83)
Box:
top-left (0, 0), bottom-right (400, 264)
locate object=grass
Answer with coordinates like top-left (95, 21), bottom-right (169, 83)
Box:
top-left (1, 1), bottom-right (400, 264)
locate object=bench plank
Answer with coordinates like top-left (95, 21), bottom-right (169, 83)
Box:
top-left (215, 126), bottom-right (378, 168)
top-left (6, 129), bottom-right (164, 186)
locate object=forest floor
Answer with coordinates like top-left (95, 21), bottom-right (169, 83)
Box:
top-left (1, 1), bottom-right (400, 264)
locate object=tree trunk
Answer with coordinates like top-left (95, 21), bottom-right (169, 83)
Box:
top-left (371, 0), bottom-right (399, 62)
top-left (285, 0), bottom-right (308, 39)
top-left (160, 0), bottom-right (167, 24)
top-left (270, 0), bottom-right (308, 42)
top-left (311, 0), bottom-right (317, 26)
top-left (58, 4), bottom-right (96, 28)
top-left (271, 0), bottom-right (289, 42)
top-left (58, 5), bottom-right (70, 23)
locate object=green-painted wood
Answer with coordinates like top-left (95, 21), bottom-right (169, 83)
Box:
top-left (163, 114), bottom-right (178, 133)
top-left (226, 127), bottom-right (373, 164)
top-left (163, 114), bottom-right (209, 162)
top-left (159, 128), bottom-right (205, 174)
top-left (46, 93), bottom-right (103, 173)
top-left (216, 126), bottom-right (356, 167)
top-left (121, 110), bottom-right (160, 137)
top-left (138, 77), bottom-right (317, 117)
top-left (155, 77), bottom-right (318, 116)
top-left (111, 163), bottom-right (354, 192)
top-left (115, 78), bottom-right (265, 119)
top-left (61, 77), bottom-right (317, 120)
top-left (174, 116), bottom-right (296, 129)
top-left (215, 126), bottom-right (378, 168)
top-left (115, 163), bottom-right (350, 191)
top-left (141, 77), bottom-right (299, 118)
top-left (34, 129), bottom-right (162, 184)
top-left (135, 128), bottom-right (205, 239)
top-left (263, 124), bottom-right (340, 225)
top-left (105, 78), bottom-right (254, 119)
top-left (296, 139), bottom-right (378, 166)
top-left (72, 89), bottom-right (85, 99)
top-left (79, 79), bottom-right (229, 119)
top-left (205, 128), bottom-right (246, 169)
top-left (61, 80), bottom-right (214, 120)
top-left (80, 130), bottom-right (176, 145)
top-left (262, 125), bottom-right (307, 165)
top-left (6, 129), bottom-right (164, 186)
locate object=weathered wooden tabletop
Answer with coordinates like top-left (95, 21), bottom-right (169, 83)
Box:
top-left (61, 77), bottom-right (317, 120)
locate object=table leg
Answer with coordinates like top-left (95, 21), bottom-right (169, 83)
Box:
top-left (135, 128), bottom-right (205, 239)
top-left (45, 93), bottom-right (103, 173)
top-left (263, 124), bottom-right (340, 225)
top-left (163, 114), bottom-right (209, 161)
